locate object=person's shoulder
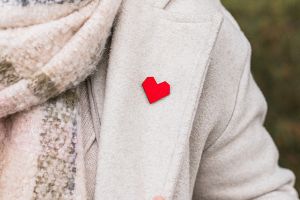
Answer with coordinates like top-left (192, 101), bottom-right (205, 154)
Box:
top-left (161, 0), bottom-right (251, 71)
top-left (163, 0), bottom-right (223, 21)
top-left (211, 2), bottom-right (251, 73)
top-left (173, 0), bottom-right (252, 74)
top-left (165, 0), bottom-right (250, 47)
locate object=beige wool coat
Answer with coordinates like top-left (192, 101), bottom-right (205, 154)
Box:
top-left (0, 0), bottom-right (299, 199)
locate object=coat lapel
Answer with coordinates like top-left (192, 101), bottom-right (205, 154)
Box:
top-left (95, 1), bottom-right (223, 199)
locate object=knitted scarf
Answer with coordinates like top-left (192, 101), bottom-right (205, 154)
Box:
top-left (0, 0), bottom-right (121, 199)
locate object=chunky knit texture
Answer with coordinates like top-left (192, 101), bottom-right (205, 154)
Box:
top-left (0, 0), bottom-right (122, 118)
top-left (0, 0), bottom-right (121, 199)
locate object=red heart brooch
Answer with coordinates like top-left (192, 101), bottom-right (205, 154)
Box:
top-left (142, 77), bottom-right (170, 104)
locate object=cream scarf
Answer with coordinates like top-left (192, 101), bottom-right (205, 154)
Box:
top-left (0, 0), bottom-right (121, 199)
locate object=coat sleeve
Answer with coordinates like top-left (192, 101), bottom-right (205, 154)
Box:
top-left (193, 51), bottom-right (298, 199)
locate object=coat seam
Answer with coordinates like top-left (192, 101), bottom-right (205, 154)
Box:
top-left (161, 13), bottom-right (224, 199)
top-left (203, 41), bottom-right (251, 151)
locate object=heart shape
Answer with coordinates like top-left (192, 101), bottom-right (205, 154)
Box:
top-left (142, 77), bottom-right (170, 104)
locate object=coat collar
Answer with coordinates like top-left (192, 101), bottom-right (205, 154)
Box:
top-left (95, 0), bottom-right (223, 199)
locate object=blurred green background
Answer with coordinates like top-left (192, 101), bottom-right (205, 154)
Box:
top-left (222, 0), bottom-right (300, 193)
